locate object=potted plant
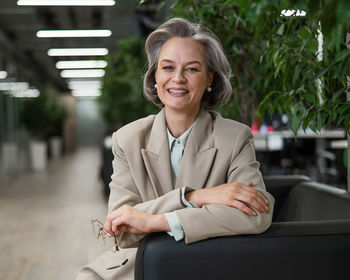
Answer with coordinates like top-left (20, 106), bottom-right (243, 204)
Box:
top-left (21, 93), bottom-right (63, 170)
top-left (47, 99), bottom-right (66, 159)
top-left (0, 93), bottom-right (19, 175)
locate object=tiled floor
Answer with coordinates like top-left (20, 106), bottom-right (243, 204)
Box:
top-left (0, 147), bottom-right (108, 280)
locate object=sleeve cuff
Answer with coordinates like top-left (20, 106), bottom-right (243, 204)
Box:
top-left (163, 212), bottom-right (184, 241)
top-left (181, 186), bottom-right (199, 208)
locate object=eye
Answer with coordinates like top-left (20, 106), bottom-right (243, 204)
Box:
top-left (162, 65), bottom-right (173, 71)
top-left (187, 67), bottom-right (198, 72)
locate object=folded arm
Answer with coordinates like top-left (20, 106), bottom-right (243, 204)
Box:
top-left (175, 126), bottom-right (275, 243)
top-left (105, 126), bottom-right (274, 246)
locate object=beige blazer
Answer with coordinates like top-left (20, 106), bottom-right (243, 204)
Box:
top-left (76, 108), bottom-right (275, 280)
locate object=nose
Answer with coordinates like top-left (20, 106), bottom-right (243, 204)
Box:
top-left (173, 69), bottom-right (185, 83)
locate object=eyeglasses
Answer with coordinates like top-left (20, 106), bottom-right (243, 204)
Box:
top-left (91, 218), bottom-right (119, 252)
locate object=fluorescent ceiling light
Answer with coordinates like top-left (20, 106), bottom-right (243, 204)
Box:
top-left (61, 69), bottom-right (105, 78)
top-left (72, 89), bottom-right (101, 97)
top-left (281, 10), bottom-right (306, 16)
top-left (12, 89), bottom-right (40, 98)
top-left (56, 60), bottom-right (107, 69)
top-left (37, 30), bottom-right (112, 38)
top-left (17, 0), bottom-right (115, 6)
top-left (48, 48), bottom-right (108, 56)
top-left (0, 71), bottom-right (8, 79)
top-left (68, 80), bottom-right (102, 90)
top-left (0, 82), bottom-right (29, 91)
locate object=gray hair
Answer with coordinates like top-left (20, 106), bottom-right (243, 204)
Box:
top-left (143, 17), bottom-right (232, 110)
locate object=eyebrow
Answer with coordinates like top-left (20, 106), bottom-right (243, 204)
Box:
top-left (159, 59), bottom-right (202, 65)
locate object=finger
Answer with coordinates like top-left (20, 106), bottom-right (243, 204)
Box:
top-left (233, 186), bottom-right (268, 212)
top-left (245, 189), bottom-right (269, 211)
top-left (231, 200), bottom-right (257, 216)
top-left (104, 226), bottom-right (114, 236)
top-left (104, 215), bottom-right (114, 235)
top-left (257, 192), bottom-right (269, 209)
top-left (234, 193), bottom-right (266, 213)
top-left (241, 186), bottom-right (269, 210)
top-left (251, 193), bottom-right (269, 212)
top-left (108, 205), bottom-right (133, 222)
top-left (246, 184), bottom-right (269, 205)
top-left (115, 222), bottom-right (145, 234)
top-left (250, 197), bottom-right (268, 212)
top-left (108, 207), bottom-right (125, 220)
top-left (251, 190), bottom-right (269, 211)
top-left (119, 226), bottom-right (139, 234)
top-left (107, 205), bottom-right (133, 234)
top-left (104, 208), bottom-right (123, 234)
top-left (112, 216), bottom-right (127, 233)
top-left (112, 225), bottom-right (129, 235)
top-left (117, 225), bottom-right (130, 233)
top-left (227, 183), bottom-right (265, 212)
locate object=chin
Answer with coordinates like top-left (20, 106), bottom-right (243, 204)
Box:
top-left (165, 103), bottom-right (199, 113)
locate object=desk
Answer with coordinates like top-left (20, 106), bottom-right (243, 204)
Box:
top-left (254, 129), bottom-right (346, 186)
top-left (253, 129), bottom-right (346, 152)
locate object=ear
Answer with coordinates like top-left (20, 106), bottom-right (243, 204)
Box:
top-left (207, 72), bottom-right (214, 87)
top-left (154, 70), bottom-right (158, 85)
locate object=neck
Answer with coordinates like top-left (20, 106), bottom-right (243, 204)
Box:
top-left (165, 107), bottom-right (200, 138)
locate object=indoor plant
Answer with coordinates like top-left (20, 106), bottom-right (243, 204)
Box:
top-left (21, 93), bottom-right (65, 170)
top-left (47, 98), bottom-right (66, 158)
top-left (167, 0), bottom-right (350, 128)
top-left (98, 36), bottom-right (158, 128)
top-left (165, 0), bottom-right (350, 188)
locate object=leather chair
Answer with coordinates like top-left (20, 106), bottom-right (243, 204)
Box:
top-left (135, 175), bottom-right (350, 280)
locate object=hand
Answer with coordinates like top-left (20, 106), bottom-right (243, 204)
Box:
top-left (185, 182), bottom-right (269, 216)
top-left (104, 205), bottom-right (170, 235)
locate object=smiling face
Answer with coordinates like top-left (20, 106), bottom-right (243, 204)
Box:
top-left (155, 37), bottom-right (213, 116)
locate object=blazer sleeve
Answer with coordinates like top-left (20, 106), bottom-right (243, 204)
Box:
top-left (108, 132), bottom-right (186, 248)
top-left (174, 125), bottom-right (275, 244)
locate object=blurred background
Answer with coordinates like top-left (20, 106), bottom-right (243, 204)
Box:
top-left (0, 0), bottom-right (349, 279)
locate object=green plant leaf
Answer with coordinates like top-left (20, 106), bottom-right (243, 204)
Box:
top-left (332, 49), bottom-right (350, 65)
top-left (290, 113), bottom-right (302, 135)
top-left (310, 68), bottom-right (329, 83)
top-left (276, 23), bottom-right (284, 36)
top-left (169, 0), bottom-right (350, 128)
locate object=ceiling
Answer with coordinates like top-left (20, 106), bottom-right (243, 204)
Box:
top-left (0, 0), bottom-right (169, 94)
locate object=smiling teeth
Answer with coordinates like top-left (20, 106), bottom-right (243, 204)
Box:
top-left (168, 89), bottom-right (187, 93)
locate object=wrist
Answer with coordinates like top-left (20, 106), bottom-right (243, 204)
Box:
top-left (151, 214), bottom-right (171, 232)
top-left (185, 189), bottom-right (204, 207)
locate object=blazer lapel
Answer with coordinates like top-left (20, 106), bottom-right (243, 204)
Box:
top-left (176, 108), bottom-right (217, 189)
top-left (141, 109), bottom-right (173, 197)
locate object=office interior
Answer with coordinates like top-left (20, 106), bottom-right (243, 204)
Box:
top-left (0, 1), bottom-right (350, 280)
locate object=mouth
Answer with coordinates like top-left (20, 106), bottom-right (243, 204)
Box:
top-left (167, 88), bottom-right (189, 97)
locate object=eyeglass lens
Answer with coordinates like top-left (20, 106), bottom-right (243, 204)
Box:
top-left (91, 219), bottom-right (118, 252)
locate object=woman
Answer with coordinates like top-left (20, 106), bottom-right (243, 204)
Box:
top-left (77, 17), bottom-right (274, 280)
